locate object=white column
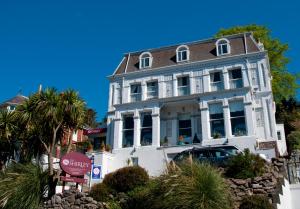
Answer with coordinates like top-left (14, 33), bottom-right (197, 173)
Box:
top-left (189, 73), bottom-right (195, 94)
top-left (113, 118), bottom-right (122, 149)
top-left (242, 68), bottom-right (250, 87)
top-left (158, 81), bottom-right (164, 98)
top-left (202, 72), bottom-right (210, 92)
top-left (152, 107), bottom-right (160, 147)
top-left (123, 85), bottom-right (129, 103)
top-left (171, 117), bottom-right (178, 145)
top-left (133, 111), bottom-right (141, 147)
top-left (200, 102), bottom-right (210, 140)
top-left (223, 100), bottom-right (232, 138)
top-left (172, 75), bottom-right (178, 97)
top-left (244, 102), bottom-right (255, 136)
top-left (223, 69), bottom-right (230, 90)
top-left (262, 98), bottom-right (271, 139)
top-left (141, 81), bottom-right (147, 101)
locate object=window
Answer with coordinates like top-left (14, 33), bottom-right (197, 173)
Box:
top-left (178, 114), bottom-right (192, 143)
top-left (209, 103), bottom-right (225, 138)
top-left (123, 115), bottom-right (134, 147)
top-left (277, 131), bottom-right (282, 140)
top-left (147, 81), bottom-right (158, 99)
top-left (177, 76), bottom-right (190, 96)
top-left (176, 45), bottom-right (189, 62)
top-left (140, 112), bottom-right (152, 146)
top-left (229, 101), bottom-right (247, 136)
top-left (130, 83), bottom-right (141, 102)
top-left (216, 39), bottom-right (230, 56)
top-left (139, 52), bottom-right (152, 69)
top-left (229, 68), bottom-right (243, 88)
top-left (210, 72), bottom-right (223, 91)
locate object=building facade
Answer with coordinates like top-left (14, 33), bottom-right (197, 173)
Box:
top-left (101, 33), bottom-right (287, 177)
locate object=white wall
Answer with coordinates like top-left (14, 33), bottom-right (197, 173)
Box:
top-left (290, 184), bottom-right (300, 209)
top-left (277, 178), bottom-right (292, 209)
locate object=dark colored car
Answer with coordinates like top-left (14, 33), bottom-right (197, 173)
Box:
top-left (173, 145), bottom-right (239, 166)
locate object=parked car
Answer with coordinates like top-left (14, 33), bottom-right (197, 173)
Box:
top-left (173, 145), bottom-right (239, 166)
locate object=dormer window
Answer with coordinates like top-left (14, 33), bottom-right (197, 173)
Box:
top-left (216, 38), bottom-right (230, 56)
top-left (176, 45), bottom-right (189, 62)
top-left (139, 52), bottom-right (152, 69)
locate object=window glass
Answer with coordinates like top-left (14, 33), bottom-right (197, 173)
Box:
top-left (209, 103), bottom-right (225, 138)
top-left (277, 131), bottom-right (282, 140)
top-left (210, 72), bottom-right (221, 82)
top-left (147, 81), bottom-right (158, 99)
top-left (177, 76), bottom-right (190, 96)
top-left (178, 114), bottom-right (192, 143)
top-left (229, 69), bottom-right (242, 79)
top-left (130, 84), bottom-right (142, 102)
top-left (141, 113), bottom-right (152, 146)
top-left (230, 101), bottom-right (247, 136)
top-left (123, 115), bottom-right (134, 147)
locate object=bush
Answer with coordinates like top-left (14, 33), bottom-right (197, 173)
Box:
top-left (124, 161), bottom-right (232, 209)
top-left (239, 195), bottom-right (273, 209)
top-left (225, 149), bottom-right (266, 179)
top-left (90, 183), bottom-right (112, 202)
top-left (0, 163), bottom-right (48, 209)
top-left (102, 166), bottom-right (149, 193)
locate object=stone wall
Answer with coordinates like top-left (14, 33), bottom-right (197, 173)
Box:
top-left (41, 188), bottom-right (109, 209)
top-left (227, 158), bottom-right (286, 209)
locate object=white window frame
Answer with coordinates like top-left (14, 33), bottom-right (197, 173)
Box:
top-left (146, 81), bottom-right (158, 100)
top-left (177, 76), bottom-right (190, 96)
top-left (210, 71), bottom-right (223, 91)
top-left (139, 52), bottom-right (153, 69)
top-left (176, 45), bottom-right (190, 62)
top-left (216, 38), bottom-right (231, 56)
top-left (130, 83), bottom-right (142, 102)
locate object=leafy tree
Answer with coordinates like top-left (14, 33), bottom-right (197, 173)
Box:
top-left (215, 24), bottom-right (299, 102)
top-left (287, 131), bottom-right (300, 152)
top-left (84, 108), bottom-right (99, 128)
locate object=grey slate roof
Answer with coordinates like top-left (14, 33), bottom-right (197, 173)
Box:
top-left (113, 33), bottom-right (260, 75)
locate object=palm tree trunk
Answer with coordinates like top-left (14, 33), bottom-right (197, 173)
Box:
top-left (66, 129), bottom-right (74, 153)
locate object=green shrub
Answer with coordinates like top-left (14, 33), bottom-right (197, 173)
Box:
top-left (90, 183), bottom-right (112, 202)
top-left (225, 149), bottom-right (266, 179)
top-left (124, 161), bottom-right (232, 209)
top-left (103, 166), bottom-right (149, 193)
top-left (0, 163), bottom-right (48, 209)
top-left (239, 195), bottom-right (273, 209)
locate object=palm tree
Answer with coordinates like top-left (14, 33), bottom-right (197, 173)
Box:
top-left (0, 109), bottom-right (18, 170)
top-left (60, 89), bottom-right (86, 153)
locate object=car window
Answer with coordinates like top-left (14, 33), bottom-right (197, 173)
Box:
top-left (193, 150), bottom-right (209, 159)
top-left (209, 149), bottom-right (228, 157)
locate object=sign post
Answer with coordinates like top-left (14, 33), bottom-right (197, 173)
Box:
top-left (60, 152), bottom-right (91, 192)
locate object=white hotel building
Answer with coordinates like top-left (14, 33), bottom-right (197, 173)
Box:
top-left (93, 33), bottom-right (287, 178)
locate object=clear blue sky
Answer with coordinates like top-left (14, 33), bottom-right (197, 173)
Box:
top-left (0, 0), bottom-right (299, 120)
